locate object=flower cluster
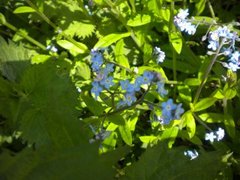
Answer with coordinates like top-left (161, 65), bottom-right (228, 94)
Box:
top-left (90, 48), bottom-right (184, 126)
top-left (90, 49), bottom-right (115, 99)
top-left (174, 9), bottom-right (197, 35)
top-left (206, 26), bottom-right (240, 71)
top-left (117, 71), bottom-right (168, 108)
top-left (205, 127), bottom-right (225, 142)
top-left (159, 99), bottom-right (184, 125)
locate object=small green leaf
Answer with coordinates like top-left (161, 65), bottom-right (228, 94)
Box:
top-left (194, 0), bottom-right (206, 15)
top-left (13, 6), bottom-right (36, 14)
top-left (212, 89), bottom-right (225, 99)
top-left (224, 88), bottom-right (237, 99)
top-left (177, 85), bottom-right (192, 103)
top-left (57, 40), bottom-right (88, 56)
top-left (94, 32), bottom-right (131, 48)
top-left (194, 98), bottom-right (217, 112)
top-left (184, 78), bottom-right (201, 86)
top-left (182, 111), bottom-right (196, 138)
top-left (139, 136), bottom-right (158, 144)
top-left (107, 114), bottom-right (125, 126)
top-left (199, 113), bottom-right (224, 123)
top-left (161, 126), bottom-right (179, 148)
top-left (119, 123), bottom-right (132, 146)
top-left (31, 54), bottom-right (51, 64)
top-left (224, 114), bottom-right (235, 138)
top-left (169, 32), bottom-right (182, 54)
top-left (127, 14), bottom-right (151, 27)
top-left (72, 62), bottom-right (91, 80)
top-left (81, 91), bottom-right (105, 116)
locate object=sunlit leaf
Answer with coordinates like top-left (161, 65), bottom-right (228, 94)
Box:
top-left (13, 6), bottom-right (36, 14)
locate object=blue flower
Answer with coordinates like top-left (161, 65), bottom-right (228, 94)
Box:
top-left (160, 99), bottom-right (184, 125)
top-left (91, 81), bottom-right (103, 99)
top-left (100, 76), bottom-right (114, 90)
top-left (174, 103), bottom-right (184, 119)
top-left (120, 80), bottom-right (135, 93)
top-left (161, 99), bottom-right (177, 113)
top-left (90, 49), bottom-right (104, 71)
top-left (156, 82), bottom-right (168, 97)
top-left (124, 93), bottom-right (137, 106)
top-left (142, 71), bottom-right (154, 84)
top-left (134, 76), bottom-right (144, 91)
top-left (104, 63), bottom-right (114, 75)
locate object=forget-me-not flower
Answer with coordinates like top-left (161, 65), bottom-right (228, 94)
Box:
top-left (174, 9), bottom-right (197, 35)
top-left (154, 47), bottom-right (166, 63)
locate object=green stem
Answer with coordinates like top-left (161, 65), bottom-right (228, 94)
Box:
top-left (193, 113), bottom-right (212, 131)
top-left (193, 40), bottom-right (225, 105)
top-left (207, 0), bottom-right (216, 19)
top-left (169, 2), bottom-right (177, 80)
top-left (3, 21), bottom-right (45, 50)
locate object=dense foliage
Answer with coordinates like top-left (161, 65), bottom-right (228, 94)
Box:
top-left (0, 0), bottom-right (240, 179)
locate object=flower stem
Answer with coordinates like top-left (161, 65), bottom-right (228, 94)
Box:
top-left (193, 40), bottom-right (225, 105)
top-left (207, 0), bottom-right (216, 19)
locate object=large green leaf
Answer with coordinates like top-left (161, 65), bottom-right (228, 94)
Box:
top-left (0, 142), bottom-right (126, 180)
top-left (123, 142), bottom-right (228, 180)
top-left (0, 36), bottom-right (31, 81)
top-left (17, 61), bottom-right (82, 149)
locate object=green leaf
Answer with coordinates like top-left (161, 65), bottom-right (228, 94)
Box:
top-left (212, 89), bottom-right (225, 99)
top-left (57, 40), bottom-right (88, 56)
top-left (224, 88), bottom-right (237, 99)
top-left (224, 114), bottom-right (235, 138)
top-left (194, 0), bottom-right (206, 15)
top-left (119, 123), bottom-right (132, 146)
top-left (63, 21), bottom-right (96, 39)
top-left (139, 136), bottom-right (158, 144)
top-left (13, 6), bottom-right (36, 14)
top-left (31, 54), bottom-right (51, 64)
top-left (194, 98), bottom-right (217, 112)
top-left (0, 36), bottom-right (31, 81)
top-left (81, 91), bottom-right (105, 116)
top-left (124, 142), bottom-right (228, 179)
top-left (163, 60), bottom-right (197, 74)
top-left (184, 78), bottom-right (201, 86)
top-left (71, 61), bottom-right (91, 80)
top-left (161, 126), bottom-right (179, 148)
top-left (169, 32), bottom-right (182, 54)
top-left (177, 85), bottom-right (192, 103)
top-left (0, 143), bottom-right (126, 180)
top-left (94, 32), bottom-right (131, 49)
top-left (199, 113), bottom-right (224, 123)
top-left (182, 111), bottom-right (196, 138)
top-left (127, 14), bottom-right (151, 27)
top-left (18, 61), bottom-right (83, 149)
top-left (107, 114), bottom-right (126, 126)
top-left (114, 39), bottom-right (130, 76)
